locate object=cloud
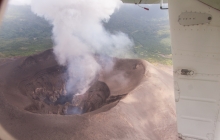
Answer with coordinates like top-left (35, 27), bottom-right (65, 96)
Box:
top-left (9, 0), bottom-right (31, 5)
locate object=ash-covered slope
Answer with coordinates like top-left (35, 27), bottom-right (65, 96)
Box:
top-left (0, 49), bottom-right (176, 140)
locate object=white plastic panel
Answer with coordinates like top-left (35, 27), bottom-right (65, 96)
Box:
top-left (177, 79), bottom-right (220, 139)
top-left (199, 0), bottom-right (220, 11)
top-left (214, 122), bottom-right (220, 140)
top-left (168, 0), bottom-right (220, 140)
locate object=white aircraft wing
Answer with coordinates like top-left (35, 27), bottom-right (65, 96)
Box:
top-left (169, 0), bottom-right (220, 140)
top-left (122, 0), bottom-right (220, 139)
top-left (121, 0), bottom-right (167, 4)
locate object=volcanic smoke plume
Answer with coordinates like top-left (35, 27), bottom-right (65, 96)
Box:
top-left (30, 0), bottom-right (133, 95)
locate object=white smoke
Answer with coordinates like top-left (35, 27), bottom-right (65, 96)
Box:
top-left (28, 0), bottom-right (133, 94)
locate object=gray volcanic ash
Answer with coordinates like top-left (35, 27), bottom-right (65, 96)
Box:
top-left (0, 49), bottom-right (176, 140)
top-left (0, 0), bottom-right (177, 139)
top-left (3, 49), bottom-right (144, 115)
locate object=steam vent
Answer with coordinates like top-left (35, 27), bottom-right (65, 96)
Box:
top-left (0, 49), bottom-right (176, 140)
top-left (19, 64), bottom-right (111, 115)
top-left (2, 49), bottom-right (145, 115)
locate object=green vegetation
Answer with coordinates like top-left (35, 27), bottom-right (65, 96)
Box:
top-left (104, 5), bottom-right (172, 65)
top-left (0, 5), bottom-right (53, 57)
top-left (0, 4), bottom-right (172, 65)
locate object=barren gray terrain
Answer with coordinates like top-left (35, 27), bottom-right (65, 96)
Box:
top-left (0, 50), bottom-right (176, 140)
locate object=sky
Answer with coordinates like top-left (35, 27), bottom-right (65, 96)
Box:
top-left (9, 0), bottom-right (31, 5)
top-left (9, 0), bottom-right (167, 6)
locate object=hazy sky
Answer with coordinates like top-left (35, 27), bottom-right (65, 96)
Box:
top-left (9, 0), bottom-right (31, 5)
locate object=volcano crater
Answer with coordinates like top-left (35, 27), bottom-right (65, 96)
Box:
top-left (2, 49), bottom-right (145, 116)
top-left (19, 65), bottom-right (115, 115)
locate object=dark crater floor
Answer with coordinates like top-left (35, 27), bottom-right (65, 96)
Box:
top-left (17, 50), bottom-right (126, 115)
